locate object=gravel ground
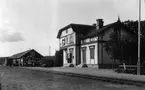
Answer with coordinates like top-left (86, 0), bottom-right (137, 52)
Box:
top-left (0, 66), bottom-right (145, 90)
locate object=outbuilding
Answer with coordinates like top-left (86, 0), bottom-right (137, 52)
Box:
top-left (11, 49), bottom-right (43, 66)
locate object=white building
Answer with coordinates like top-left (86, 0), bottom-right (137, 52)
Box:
top-left (57, 18), bottom-right (136, 68)
top-left (57, 23), bottom-right (94, 67)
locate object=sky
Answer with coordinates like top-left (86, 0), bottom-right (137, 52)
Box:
top-left (0, 0), bottom-right (145, 57)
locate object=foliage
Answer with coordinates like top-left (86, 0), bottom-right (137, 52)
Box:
top-left (123, 20), bottom-right (145, 36)
top-left (82, 64), bottom-right (88, 68)
top-left (54, 50), bottom-right (63, 67)
top-left (123, 20), bottom-right (145, 61)
top-left (69, 64), bottom-right (75, 67)
top-left (104, 32), bottom-right (137, 64)
top-left (104, 20), bottom-right (145, 65)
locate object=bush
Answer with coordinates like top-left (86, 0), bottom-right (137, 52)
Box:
top-left (114, 68), bottom-right (123, 73)
top-left (82, 64), bottom-right (88, 68)
top-left (69, 64), bottom-right (74, 67)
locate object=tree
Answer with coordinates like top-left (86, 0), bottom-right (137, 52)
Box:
top-left (104, 32), bottom-right (137, 65)
top-left (104, 20), bottom-right (145, 67)
top-left (123, 20), bottom-right (145, 64)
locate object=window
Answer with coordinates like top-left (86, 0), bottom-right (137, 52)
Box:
top-left (89, 45), bottom-right (95, 59)
top-left (82, 47), bottom-right (86, 51)
top-left (65, 49), bottom-right (67, 60)
top-left (66, 29), bottom-right (68, 33)
top-left (66, 36), bottom-right (68, 44)
top-left (62, 39), bottom-right (65, 46)
top-left (69, 48), bottom-right (73, 53)
top-left (69, 48), bottom-right (74, 61)
top-left (69, 34), bottom-right (74, 44)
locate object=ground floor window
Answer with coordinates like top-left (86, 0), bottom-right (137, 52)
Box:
top-left (82, 47), bottom-right (87, 64)
top-left (68, 48), bottom-right (73, 63)
top-left (89, 45), bottom-right (95, 59)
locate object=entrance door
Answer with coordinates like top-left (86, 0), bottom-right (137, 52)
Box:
top-left (82, 47), bottom-right (86, 64)
top-left (69, 48), bottom-right (73, 63)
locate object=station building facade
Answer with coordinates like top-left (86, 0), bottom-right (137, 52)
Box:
top-left (57, 18), bottom-right (136, 68)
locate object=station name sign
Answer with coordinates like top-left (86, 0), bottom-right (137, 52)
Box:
top-left (81, 36), bottom-right (98, 44)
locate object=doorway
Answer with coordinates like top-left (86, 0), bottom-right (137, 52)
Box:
top-left (68, 48), bottom-right (73, 63)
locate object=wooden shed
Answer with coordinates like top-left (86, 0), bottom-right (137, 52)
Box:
top-left (11, 49), bottom-right (43, 66)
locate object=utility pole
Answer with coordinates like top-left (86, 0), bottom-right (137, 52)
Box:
top-left (137, 0), bottom-right (141, 75)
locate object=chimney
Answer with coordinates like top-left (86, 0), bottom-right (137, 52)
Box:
top-left (96, 19), bottom-right (104, 30)
top-left (92, 23), bottom-right (97, 27)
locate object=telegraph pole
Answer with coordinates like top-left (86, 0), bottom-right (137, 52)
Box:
top-left (137, 0), bottom-right (141, 75)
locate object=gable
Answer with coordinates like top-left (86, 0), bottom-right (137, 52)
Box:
top-left (57, 23), bottom-right (94, 38)
top-left (25, 50), bottom-right (43, 58)
top-left (11, 49), bottom-right (43, 59)
top-left (101, 26), bottom-right (136, 42)
top-left (60, 28), bottom-right (74, 38)
top-left (82, 21), bottom-right (136, 40)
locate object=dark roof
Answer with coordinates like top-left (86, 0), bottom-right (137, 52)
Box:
top-left (11, 49), bottom-right (43, 59)
top-left (0, 57), bottom-right (9, 60)
top-left (42, 56), bottom-right (55, 60)
top-left (82, 20), bottom-right (136, 39)
top-left (82, 22), bottom-right (116, 39)
top-left (57, 23), bottom-right (95, 38)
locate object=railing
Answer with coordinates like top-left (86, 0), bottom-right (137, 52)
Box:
top-left (117, 65), bottom-right (145, 74)
top-left (117, 65), bottom-right (138, 74)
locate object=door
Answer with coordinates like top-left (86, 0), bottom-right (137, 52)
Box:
top-left (69, 48), bottom-right (73, 63)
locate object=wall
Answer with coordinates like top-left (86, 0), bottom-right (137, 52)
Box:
top-left (81, 43), bottom-right (98, 65)
top-left (60, 28), bottom-right (74, 37)
top-left (98, 27), bottom-right (120, 68)
top-left (63, 46), bottom-right (76, 65)
top-left (98, 27), bottom-right (135, 68)
top-left (59, 28), bottom-right (76, 48)
top-left (59, 27), bottom-right (78, 66)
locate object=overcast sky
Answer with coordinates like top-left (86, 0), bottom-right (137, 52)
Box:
top-left (0, 0), bottom-right (145, 57)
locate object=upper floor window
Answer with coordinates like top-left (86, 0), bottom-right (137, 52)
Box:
top-left (69, 34), bottom-right (74, 44)
top-left (66, 29), bottom-right (68, 33)
top-left (65, 36), bottom-right (68, 44)
top-left (62, 39), bottom-right (65, 46)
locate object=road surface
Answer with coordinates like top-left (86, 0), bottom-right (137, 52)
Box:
top-left (0, 66), bottom-right (144, 90)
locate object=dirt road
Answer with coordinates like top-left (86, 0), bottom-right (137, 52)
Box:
top-left (0, 66), bottom-right (144, 90)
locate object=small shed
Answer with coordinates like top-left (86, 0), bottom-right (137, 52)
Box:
top-left (11, 49), bottom-right (43, 66)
